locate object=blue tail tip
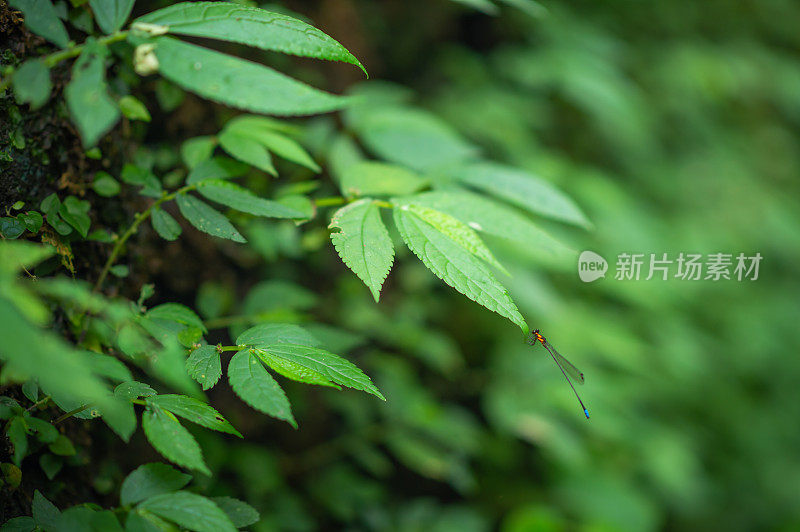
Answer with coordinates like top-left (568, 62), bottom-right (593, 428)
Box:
top-left (584, 408), bottom-right (590, 419)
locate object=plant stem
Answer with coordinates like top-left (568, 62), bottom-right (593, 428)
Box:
top-left (0, 31), bottom-right (129, 94)
top-left (313, 196), bottom-right (347, 207)
top-left (218, 345), bottom-right (243, 353)
top-left (25, 395), bottom-right (51, 412)
top-left (93, 185), bottom-right (194, 293)
top-left (53, 404), bottom-right (91, 424)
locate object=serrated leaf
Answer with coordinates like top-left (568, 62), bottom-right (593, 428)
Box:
top-left (354, 106), bottom-right (477, 171)
top-left (147, 303), bottom-right (206, 333)
top-left (397, 189), bottom-right (575, 262)
top-left (236, 323), bottom-right (320, 348)
top-left (197, 180), bottom-right (306, 219)
top-left (212, 497), bottom-right (259, 529)
top-left (134, 1), bottom-right (364, 74)
top-left (142, 406), bottom-right (210, 475)
top-left (452, 162), bottom-right (591, 228)
top-left (254, 344), bottom-right (385, 400)
top-left (10, 0), bottom-right (69, 47)
top-left (254, 349), bottom-right (336, 388)
top-left (151, 206), bottom-right (182, 241)
top-left (89, 0), bottom-right (135, 33)
top-left (185, 345), bottom-right (222, 390)
top-left (146, 394), bottom-right (241, 437)
top-left (120, 463), bottom-right (192, 506)
top-left (144, 36), bottom-right (349, 116)
top-left (114, 381), bottom-right (157, 401)
top-left (329, 199), bottom-right (394, 302)
top-left (185, 156), bottom-right (248, 184)
top-left (12, 59), bottom-right (51, 109)
top-left (175, 193), bottom-right (246, 243)
top-left (65, 44), bottom-right (121, 147)
top-left (338, 161), bottom-right (426, 197)
top-left (227, 350), bottom-right (296, 428)
top-left (393, 206), bottom-right (527, 332)
top-left (402, 204), bottom-right (508, 274)
top-left (140, 491), bottom-right (237, 532)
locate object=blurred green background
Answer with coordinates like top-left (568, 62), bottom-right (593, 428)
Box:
top-left (262, 1), bottom-right (800, 530)
top-left (16, 0), bottom-right (798, 530)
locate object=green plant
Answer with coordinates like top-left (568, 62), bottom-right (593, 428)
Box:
top-left (0, 1), bottom-right (588, 529)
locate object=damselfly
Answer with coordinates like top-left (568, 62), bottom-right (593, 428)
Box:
top-left (527, 329), bottom-right (590, 419)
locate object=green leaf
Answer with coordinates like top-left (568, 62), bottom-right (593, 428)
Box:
top-left (393, 206), bottom-right (527, 332)
top-left (146, 394), bottom-right (241, 437)
top-left (48, 434), bottom-right (76, 456)
top-left (354, 106), bottom-right (477, 171)
top-left (92, 171), bottom-right (121, 197)
top-left (139, 491), bottom-right (237, 532)
top-left (185, 156), bottom-right (249, 185)
top-left (397, 189), bottom-right (575, 262)
top-left (119, 95), bottom-right (152, 122)
top-left (451, 0), bottom-right (500, 14)
top-left (212, 497), bottom-right (259, 529)
top-left (125, 510), bottom-right (176, 532)
top-left (452, 162), bottom-right (591, 228)
top-left (142, 37), bottom-right (349, 116)
top-left (142, 406), bottom-right (210, 475)
top-left (181, 136), bottom-right (218, 169)
top-left (150, 206), bottom-right (182, 241)
top-left (228, 350), bottom-right (296, 428)
top-left (329, 199), bottom-right (394, 302)
top-left (338, 161), bottom-right (427, 197)
top-left (255, 344), bottom-right (385, 399)
top-left (39, 454), bottom-right (62, 480)
top-left (121, 164), bottom-right (163, 197)
top-left (26, 417), bottom-right (58, 444)
top-left (252, 130), bottom-right (320, 173)
top-left (197, 180), bottom-right (306, 219)
top-left (403, 204), bottom-right (507, 274)
top-left (175, 193), bottom-right (246, 243)
top-left (58, 196), bottom-right (91, 238)
top-left (185, 345), bottom-right (222, 391)
top-left (9, 0), bottom-right (69, 47)
top-left (7, 417), bottom-right (28, 466)
top-left (65, 43), bottom-right (121, 147)
top-left (12, 59), bottom-right (51, 109)
top-left (120, 463), bottom-right (192, 506)
top-left (18, 212), bottom-right (43, 233)
top-left (89, 0), bottom-right (135, 33)
top-left (114, 381), bottom-right (157, 401)
top-left (236, 323), bottom-right (320, 348)
top-left (218, 129), bottom-right (275, 175)
top-left (32, 490), bottom-right (60, 530)
top-left (134, 1), bottom-right (365, 74)
top-left (0, 516), bottom-right (36, 531)
top-left (0, 217), bottom-right (25, 239)
top-left (147, 303), bottom-right (206, 333)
